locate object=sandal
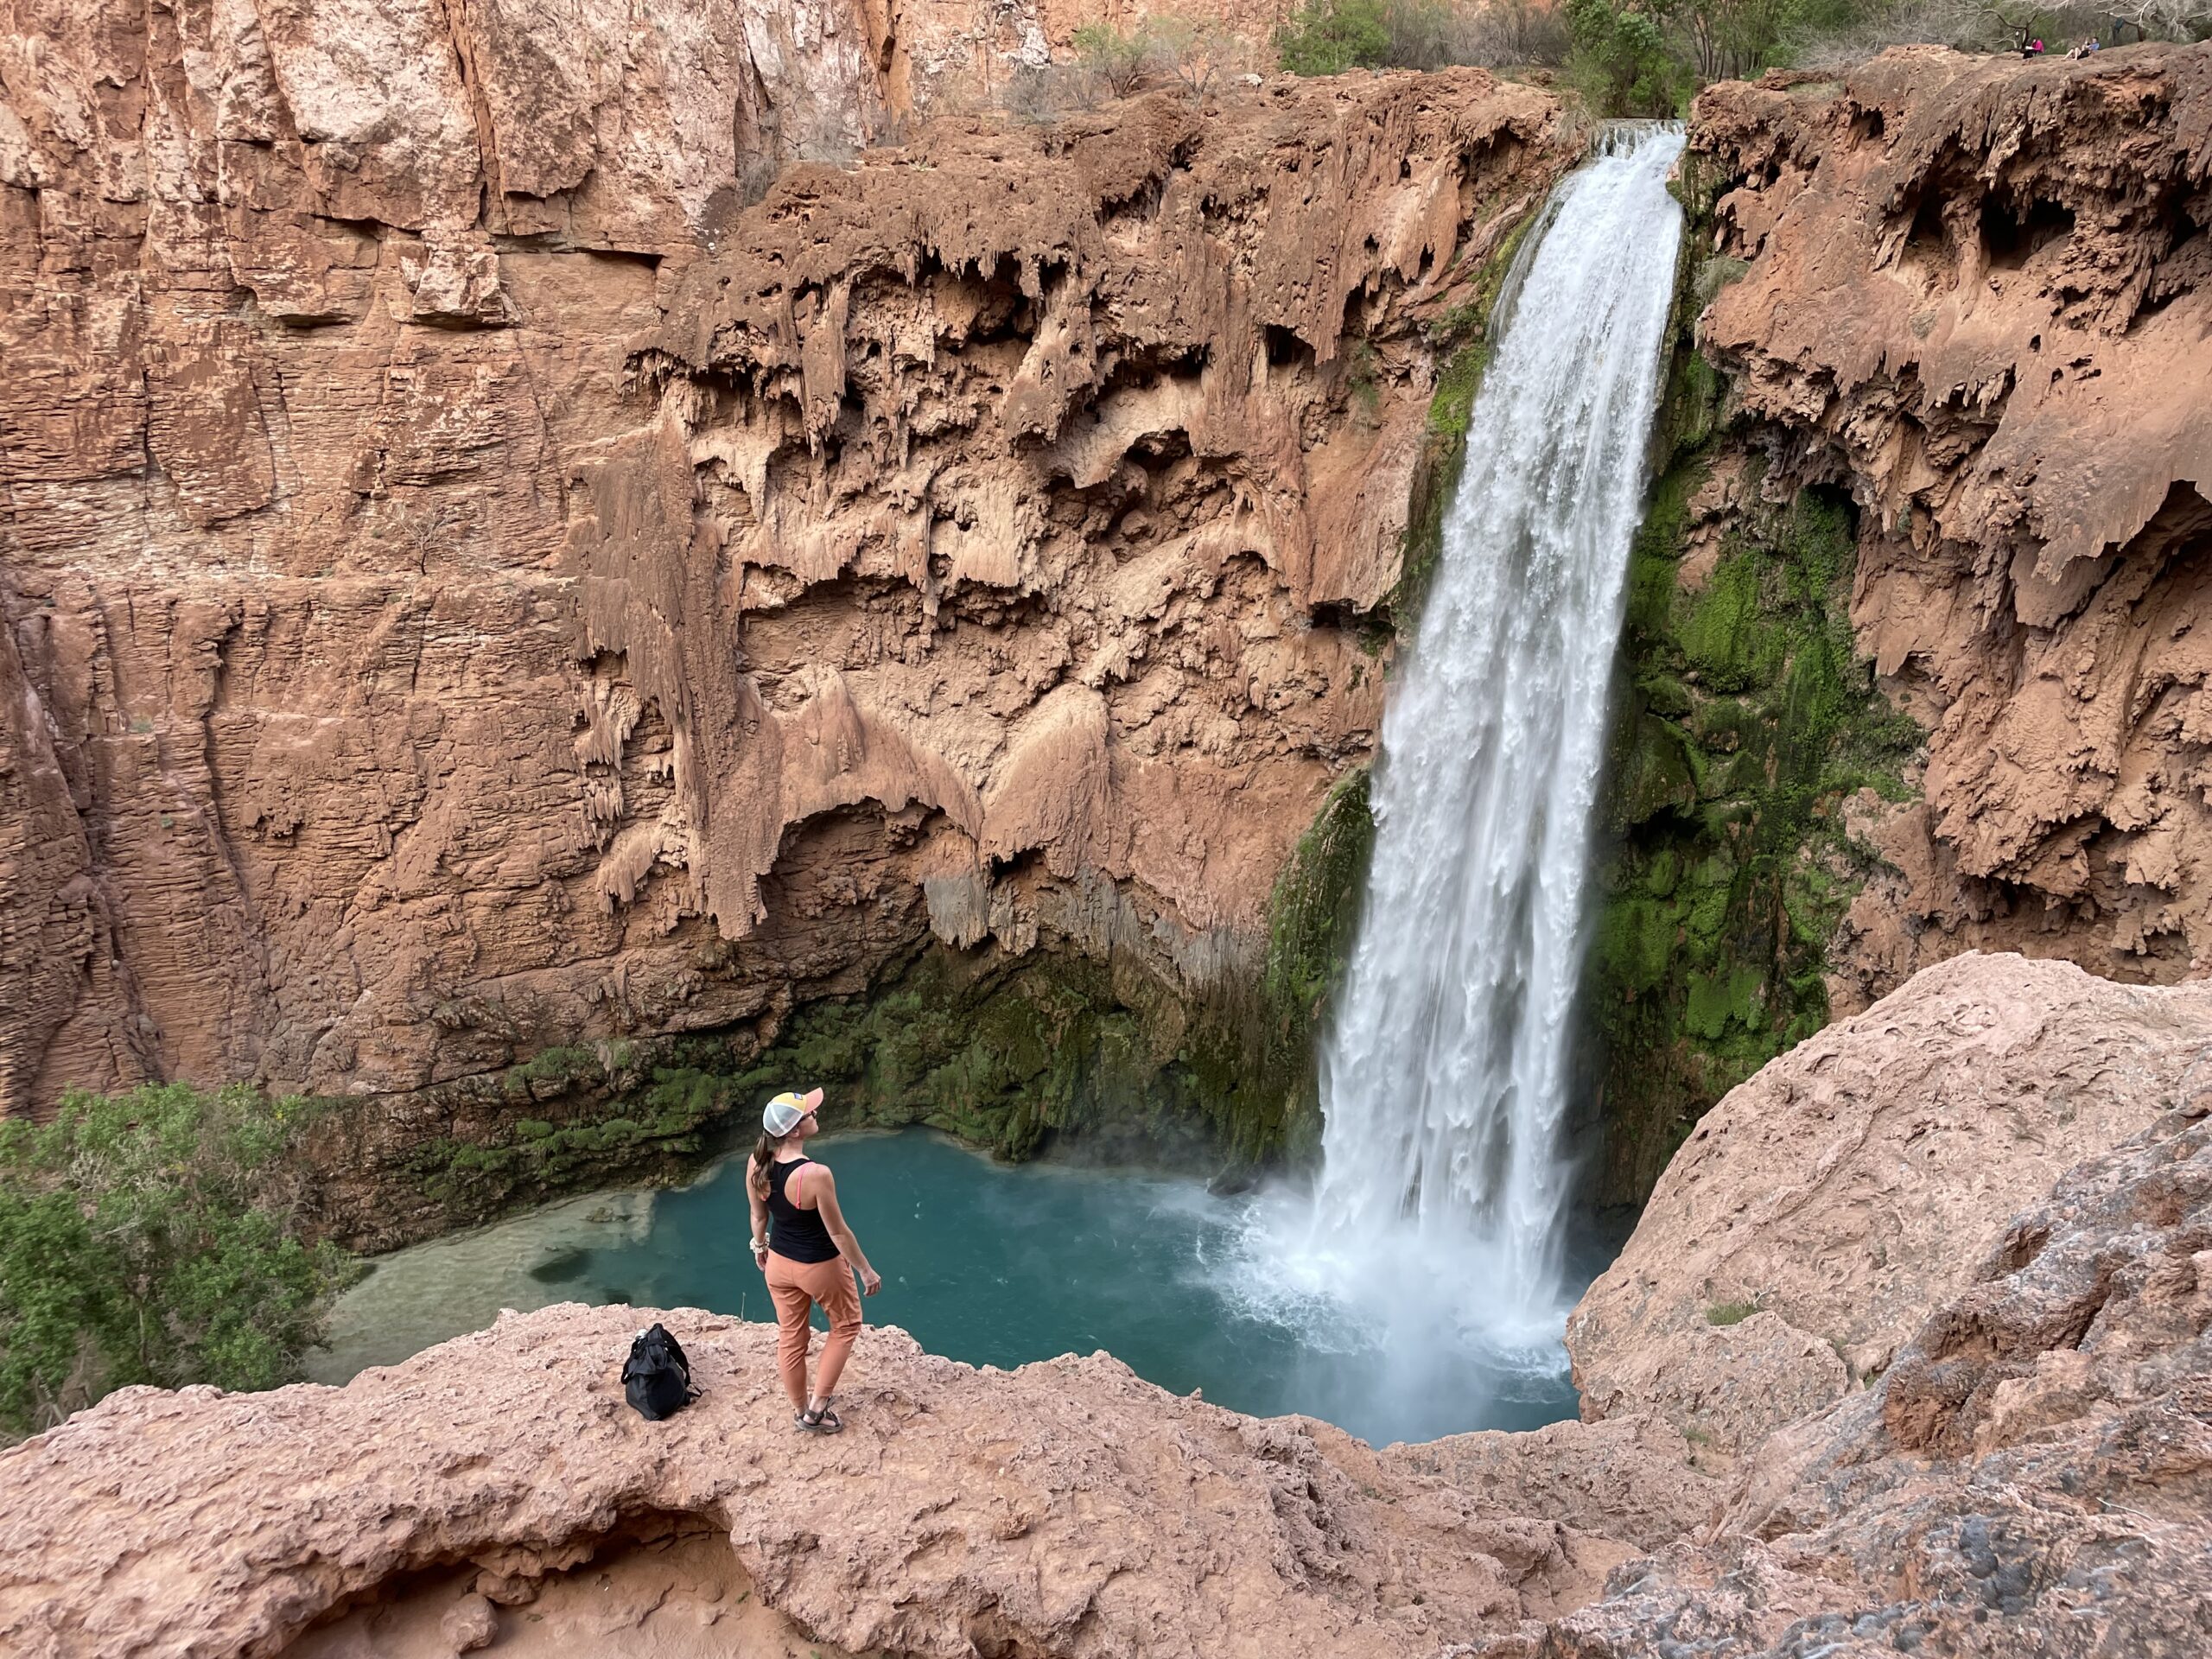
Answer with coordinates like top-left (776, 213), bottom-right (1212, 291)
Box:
top-left (795, 1403), bottom-right (843, 1434)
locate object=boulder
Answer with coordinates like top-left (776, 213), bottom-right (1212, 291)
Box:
top-left (1568, 952), bottom-right (2212, 1460)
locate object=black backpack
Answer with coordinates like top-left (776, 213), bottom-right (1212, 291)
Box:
top-left (621, 1323), bottom-right (697, 1421)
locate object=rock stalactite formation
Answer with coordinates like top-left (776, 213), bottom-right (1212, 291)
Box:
top-left (0, 0), bottom-right (1568, 1206)
top-left (1694, 46), bottom-right (2212, 1001)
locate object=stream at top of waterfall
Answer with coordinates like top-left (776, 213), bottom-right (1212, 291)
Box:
top-left (311, 1128), bottom-right (1618, 1446)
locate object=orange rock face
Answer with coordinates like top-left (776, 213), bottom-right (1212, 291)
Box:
top-left (1692, 45), bottom-right (2212, 1003)
top-left (0, 2), bottom-right (1567, 1139)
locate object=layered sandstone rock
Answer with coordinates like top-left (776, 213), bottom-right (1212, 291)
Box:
top-left (1692, 45), bottom-right (2212, 1000)
top-left (0, 0), bottom-right (1568, 1204)
top-left (0, 1303), bottom-right (1636, 1659)
top-left (1568, 950), bottom-right (2212, 1462)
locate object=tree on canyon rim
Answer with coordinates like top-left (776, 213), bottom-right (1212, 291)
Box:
top-left (1275, 0), bottom-right (2211, 120)
top-left (0, 1084), bottom-right (352, 1439)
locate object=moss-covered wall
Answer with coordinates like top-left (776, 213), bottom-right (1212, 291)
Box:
top-left (1579, 166), bottom-right (1924, 1207)
top-left (731, 766), bottom-right (1377, 1179)
top-left (1391, 206), bottom-right (1541, 633)
top-left (1586, 479), bottom-right (1922, 1204)
top-left (1257, 766), bottom-right (1376, 1165)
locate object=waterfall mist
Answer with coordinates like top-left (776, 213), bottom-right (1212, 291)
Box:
top-left (1237, 125), bottom-right (1687, 1432)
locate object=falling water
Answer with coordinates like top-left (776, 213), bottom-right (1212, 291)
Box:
top-left (1244, 125), bottom-right (1686, 1391)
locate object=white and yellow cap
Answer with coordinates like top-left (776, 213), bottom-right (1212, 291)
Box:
top-left (763, 1087), bottom-right (823, 1136)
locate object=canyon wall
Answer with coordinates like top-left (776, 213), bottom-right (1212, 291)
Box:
top-left (0, 0), bottom-right (1570, 1237)
top-left (14, 20), bottom-right (2209, 1231)
top-left (1589, 44), bottom-right (2212, 1202)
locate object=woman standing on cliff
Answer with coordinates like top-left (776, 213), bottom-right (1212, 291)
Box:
top-left (747, 1088), bottom-right (881, 1433)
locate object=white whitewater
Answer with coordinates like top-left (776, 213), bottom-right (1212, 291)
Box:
top-left (1245, 125), bottom-right (1686, 1384)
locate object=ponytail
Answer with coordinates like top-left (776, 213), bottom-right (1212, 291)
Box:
top-left (747, 1131), bottom-right (783, 1203)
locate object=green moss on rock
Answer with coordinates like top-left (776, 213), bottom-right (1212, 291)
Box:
top-left (1260, 766), bottom-right (1377, 1164)
top-left (1587, 470), bottom-right (1923, 1206)
top-left (1579, 157), bottom-right (1924, 1210)
top-left (721, 771), bottom-right (1376, 1179)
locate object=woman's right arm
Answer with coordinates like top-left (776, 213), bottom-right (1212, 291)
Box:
top-left (810, 1170), bottom-right (881, 1295)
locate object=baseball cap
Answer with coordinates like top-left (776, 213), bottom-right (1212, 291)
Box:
top-left (763, 1087), bottom-right (823, 1136)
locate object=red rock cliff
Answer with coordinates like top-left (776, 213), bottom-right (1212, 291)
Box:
top-left (0, 3), bottom-right (1567, 1192)
top-left (1692, 44), bottom-right (2212, 1002)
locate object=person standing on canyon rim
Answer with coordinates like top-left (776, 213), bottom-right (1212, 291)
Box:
top-left (747, 1087), bottom-right (881, 1433)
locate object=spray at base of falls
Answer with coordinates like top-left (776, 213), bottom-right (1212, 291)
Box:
top-left (1238, 125), bottom-right (1688, 1414)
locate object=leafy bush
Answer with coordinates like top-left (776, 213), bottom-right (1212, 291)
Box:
top-left (0, 1084), bottom-right (353, 1439)
top-left (1565, 0), bottom-right (1694, 114)
top-left (1277, 0), bottom-right (1395, 71)
top-left (1275, 0), bottom-right (1573, 73)
top-left (1073, 22), bottom-right (1154, 93)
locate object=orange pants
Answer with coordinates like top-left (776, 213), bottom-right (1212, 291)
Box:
top-left (764, 1251), bottom-right (861, 1409)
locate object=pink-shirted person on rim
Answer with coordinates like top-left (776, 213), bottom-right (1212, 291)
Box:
top-left (746, 1087), bottom-right (882, 1433)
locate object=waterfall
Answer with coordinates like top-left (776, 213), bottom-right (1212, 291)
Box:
top-left (1247, 125), bottom-right (1686, 1383)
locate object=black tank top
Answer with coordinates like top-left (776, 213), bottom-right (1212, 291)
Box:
top-left (766, 1158), bottom-right (839, 1263)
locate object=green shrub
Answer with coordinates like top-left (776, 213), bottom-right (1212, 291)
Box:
top-left (1707, 1298), bottom-right (1760, 1326)
top-left (1564, 0), bottom-right (1689, 116)
top-left (1276, 0), bottom-right (1394, 72)
top-left (1073, 21), bottom-right (1152, 93)
top-left (0, 1084), bottom-right (353, 1439)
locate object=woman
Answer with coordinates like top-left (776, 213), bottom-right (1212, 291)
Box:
top-left (747, 1087), bottom-right (881, 1433)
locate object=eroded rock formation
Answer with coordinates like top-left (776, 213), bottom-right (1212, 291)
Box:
top-left (1569, 950), bottom-right (2212, 1463)
top-left (0, 0), bottom-right (1569, 1219)
top-left (1552, 1088), bottom-right (2212, 1659)
top-left (1697, 45), bottom-right (2212, 997)
top-left (0, 1303), bottom-right (1637, 1659)
top-left (1587, 44), bottom-right (2212, 1202)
